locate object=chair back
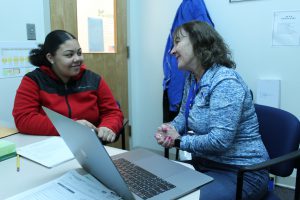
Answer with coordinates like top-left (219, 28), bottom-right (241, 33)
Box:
top-left (102, 101), bottom-right (128, 150)
top-left (254, 104), bottom-right (300, 176)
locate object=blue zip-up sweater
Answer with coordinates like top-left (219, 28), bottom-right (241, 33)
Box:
top-left (163, 0), bottom-right (214, 112)
top-left (171, 65), bottom-right (269, 166)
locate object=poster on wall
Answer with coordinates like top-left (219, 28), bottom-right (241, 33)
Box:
top-left (272, 10), bottom-right (300, 46)
top-left (0, 41), bottom-right (36, 79)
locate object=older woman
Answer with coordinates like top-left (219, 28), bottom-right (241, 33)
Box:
top-left (155, 21), bottom-right (269, 200)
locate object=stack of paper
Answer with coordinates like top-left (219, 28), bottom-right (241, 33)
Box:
top-left (17, 137), bottom-right (74, 168)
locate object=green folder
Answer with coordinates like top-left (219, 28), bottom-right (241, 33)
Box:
top-left (0, 140), bottom-right (16, 161)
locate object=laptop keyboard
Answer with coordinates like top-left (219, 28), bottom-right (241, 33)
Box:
top-left (113, 158), bottom-right (176, 200)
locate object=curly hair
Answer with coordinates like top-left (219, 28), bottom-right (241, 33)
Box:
top-left (173, 21), bottom-right (235, 70)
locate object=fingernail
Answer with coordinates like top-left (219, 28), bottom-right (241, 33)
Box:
top-left (162, 127), bottom-right (168, 132)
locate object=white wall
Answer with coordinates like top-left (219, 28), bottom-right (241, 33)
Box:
top-left (128, 0), bottom-right (300, 153)
top-left (128, 0), bottom-right (182, 152)
top-left (0, 0), bottom-right (50, 128)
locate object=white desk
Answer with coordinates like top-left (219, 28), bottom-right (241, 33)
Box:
top-left (0, 134), bottom-right (200, 199)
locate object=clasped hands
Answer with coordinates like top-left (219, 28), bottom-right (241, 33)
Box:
top-left (154, 123), bottom-right (180, 148)
top-left (76, 119), bottom-right (116, 142)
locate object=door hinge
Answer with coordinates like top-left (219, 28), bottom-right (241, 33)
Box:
top-left (127, 46), bottom-right (130, 59)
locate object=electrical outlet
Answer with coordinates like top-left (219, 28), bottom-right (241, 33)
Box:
top-left (26, 23), bottom-right (36, 40)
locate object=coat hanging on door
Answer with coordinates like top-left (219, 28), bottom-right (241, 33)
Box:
top-left (162, 0), bottom-right (214, 122)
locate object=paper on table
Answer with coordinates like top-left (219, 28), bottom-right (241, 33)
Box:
top-left (5, 170), bottom-right (122, 200)
top-left (16, 137), bottom-right (74, 168)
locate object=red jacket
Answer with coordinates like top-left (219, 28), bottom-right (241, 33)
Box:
top-left (13, 65), bottom-right (123, 136)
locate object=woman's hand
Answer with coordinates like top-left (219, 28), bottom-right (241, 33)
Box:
top-left (154, 124), bottom-right (180, 148)
top-left (97, 127), bottom-right (116, 143)
top-left (76, 119), bottom-right (97, 130)
top-left (76, 120), bottom-right (116, 143)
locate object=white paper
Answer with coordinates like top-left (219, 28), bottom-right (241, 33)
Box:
top-left (17, 137), bottom-right (74, 168)
top-left (272, 10), bottom-right (300, 46)
top-left (5, 170), bottom-right (122, 200)
top-left (0, 41), bottom-right (37, 79)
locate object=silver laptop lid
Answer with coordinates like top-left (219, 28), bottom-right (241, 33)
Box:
top-left (43, 107), bottom-right (135, 200)
top-left (44, 107), bottom-right (213, 200)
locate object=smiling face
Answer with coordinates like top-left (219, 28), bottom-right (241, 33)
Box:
top-left (170, 29), bottom-right (199, 72)
top-left (46, 39), bottom-right (83, 83)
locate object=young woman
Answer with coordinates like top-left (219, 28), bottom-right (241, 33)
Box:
top-left (13, 30), bottom-right (123, 142)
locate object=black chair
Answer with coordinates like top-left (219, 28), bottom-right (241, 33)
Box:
top-left (236, 104), bottom-right (300, 200)
top-left (165, 145), bottom-right (179, 160)
top-left (102, 119), bottom-right (128, 150)
top-left (102, 101), bottom-right (128, 150)
top-left (115, 118), bottom-right (128, 150)
top-left (165, 104), bottom-right (300, 199)
top-left (164, 103), bottom-right (300, 199)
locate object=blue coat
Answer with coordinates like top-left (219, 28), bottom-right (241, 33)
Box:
top-left (163, 0), bottom-right (214, 112)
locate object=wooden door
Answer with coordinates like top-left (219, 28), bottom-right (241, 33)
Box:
top-left (49, 0), bottom-right (129, 149)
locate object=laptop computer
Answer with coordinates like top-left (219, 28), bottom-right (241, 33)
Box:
top-left (43, 107), bottom-right (213, 200)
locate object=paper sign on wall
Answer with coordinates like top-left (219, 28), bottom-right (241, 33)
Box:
top-left (272, 10), bottom-right (300, 46)
top-left (0, 41), bottom-right (36, 79)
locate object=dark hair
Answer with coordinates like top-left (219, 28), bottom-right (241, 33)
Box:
top-left (29, 30), bottom-right (77, 67)
top-left (173, 21), bottom-right (236, 70)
